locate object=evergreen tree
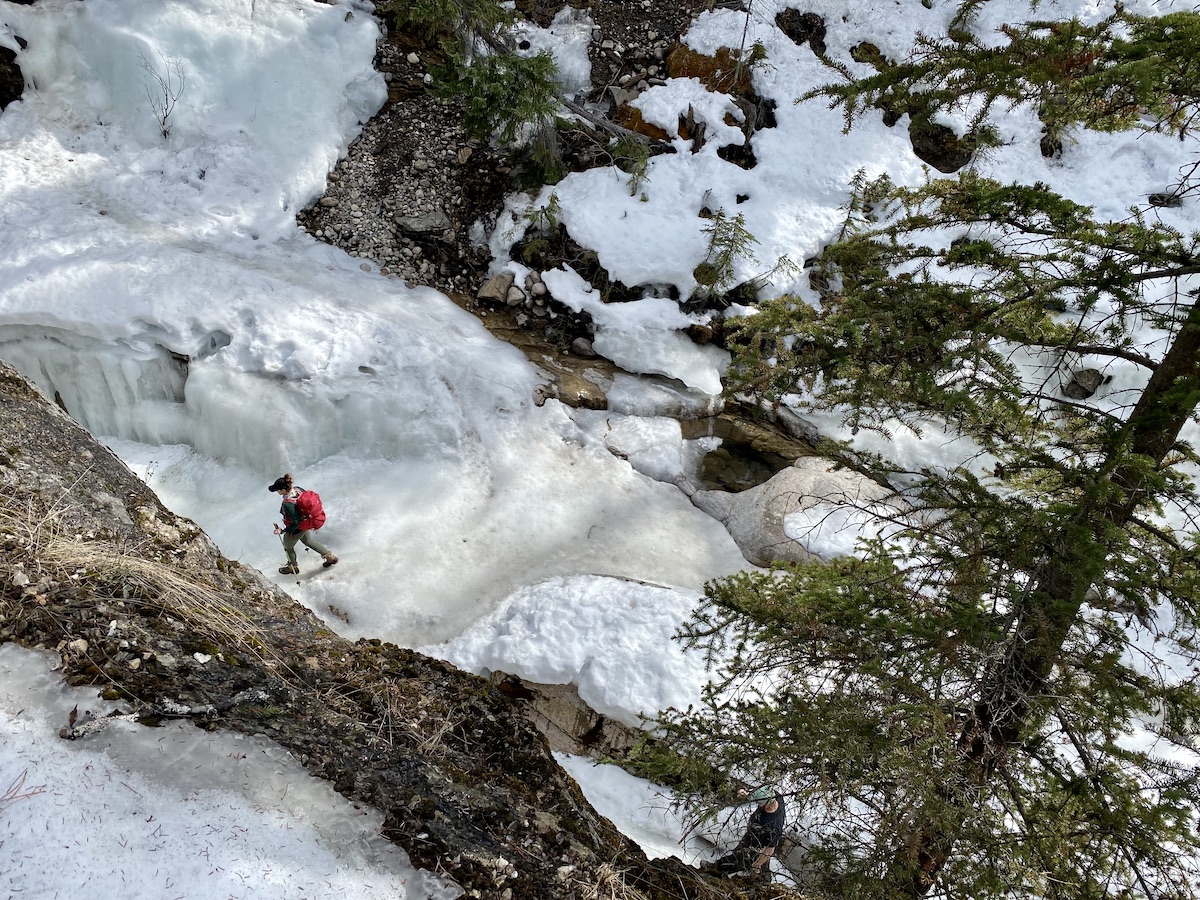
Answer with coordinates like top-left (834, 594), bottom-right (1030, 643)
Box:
top-left (657, 5), bottom-right (1200, 898)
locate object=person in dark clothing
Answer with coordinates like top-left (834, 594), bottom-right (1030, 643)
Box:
top-left (701, 786), bottom-right (787, 881)
top-left (269, 473), bottom-right (337, 574)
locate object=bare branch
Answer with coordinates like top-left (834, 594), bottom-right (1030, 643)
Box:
top-left (139, 50), bottom-right (185, 139)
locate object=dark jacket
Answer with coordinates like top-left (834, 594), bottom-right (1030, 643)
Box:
top-left (279, 487), bottom-right (304, 535)
top-left (744, 795), bottom-right (786, 851)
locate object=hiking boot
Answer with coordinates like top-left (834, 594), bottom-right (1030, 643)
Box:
top-left (278, 563), bottom-right (299, 574)
top-left (748, 866), bottom-right (771, 884)
top-left (322, 554), bottom-right (339, 568)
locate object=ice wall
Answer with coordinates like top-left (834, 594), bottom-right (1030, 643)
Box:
top-left (0, 324), bottom-right (472, 473)
top-left (0, 326), bottom-right (189, 443)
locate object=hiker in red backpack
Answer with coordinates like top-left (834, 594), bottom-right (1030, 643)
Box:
top-left (268, 474), bottom-right (338, 574)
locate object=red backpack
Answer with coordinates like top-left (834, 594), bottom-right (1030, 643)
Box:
top-left (295, 489), bottom-right (326, 531)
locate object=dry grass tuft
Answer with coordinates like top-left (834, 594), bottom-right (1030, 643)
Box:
top-left (50, 536), bottom-right (268, 654)
top-left (581, 862), bottom-right (652, 900)
top-left (666, 46), bottom-right (753, 95)
top-left (355, 679), bottom-right (462, 758)
top-left (416, 714), bottom-right (462, 758)
top-left (366, 681), bottom-right (408, 748)
top-left (613, 106), bottom-right (671, 142)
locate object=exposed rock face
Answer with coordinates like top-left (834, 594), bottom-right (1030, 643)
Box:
top-left (0, 45), bottom-right (22, 110)
top-left (294, 38), bottom-right (508, 295)
top-left (1062, 367), bottom-right (1105, 400)
top-left (691, 457), bottom-right (891, 566)
top-left (775, 10), bottom-right (827, 56)
top-left (0, 16), bottom-right (29, 113)
top-left (907, 114), bottom-right (977, 173)
top-left (0, 360), bottom-right (792, 900)
top-left (492, 673), bottom-right (642, 759)
top-left (301, 0), bottom-right (762, 336)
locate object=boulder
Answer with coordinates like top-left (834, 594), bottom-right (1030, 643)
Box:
top-left (1062, 367), bottom-right (1104, 400)
top-left (394, 209), bottom-right (451, 237)
top-left (909, 114), bottom-right (976, 173)
top-left (1148, 192), bottom-right (1183, 209)
top-left (476, 272), bottom-right (515, 304)
top-left (692, 457), bottom-right (890, 566)
top-left (1, 43), bottom-right (24, 110)
top-left (775, 9), bottom-right (826, 55)
top-left (571, 337), bottom-right (599, 358)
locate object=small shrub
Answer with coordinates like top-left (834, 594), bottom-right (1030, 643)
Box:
top-left (447, 51), bottom-right (559, 145)
top-left (691, 208), bottom-right (758, 301)
top-left (527, 121), bottom-right (567, 185)
top-left (139, 51), bottom-right (185, 139)
top-left (613, 134), bottom-right (650, 195)
top-left (522, 191), bottom-right (563, 234)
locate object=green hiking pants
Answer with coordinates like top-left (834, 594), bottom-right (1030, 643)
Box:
top-left (283, 529), bottom-right (331, 566)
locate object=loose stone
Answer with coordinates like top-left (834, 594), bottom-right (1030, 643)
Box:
top-left (477, 272), bottom-right (515, 303)
top-left (572, 337), bottom-right (599, 358)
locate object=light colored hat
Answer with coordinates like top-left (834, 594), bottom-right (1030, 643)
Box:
top-left (748, 786), bottom-right (774, 804)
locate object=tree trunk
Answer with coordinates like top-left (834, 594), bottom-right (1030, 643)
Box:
top-left (895, 297), bottom-right (1200, 894)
